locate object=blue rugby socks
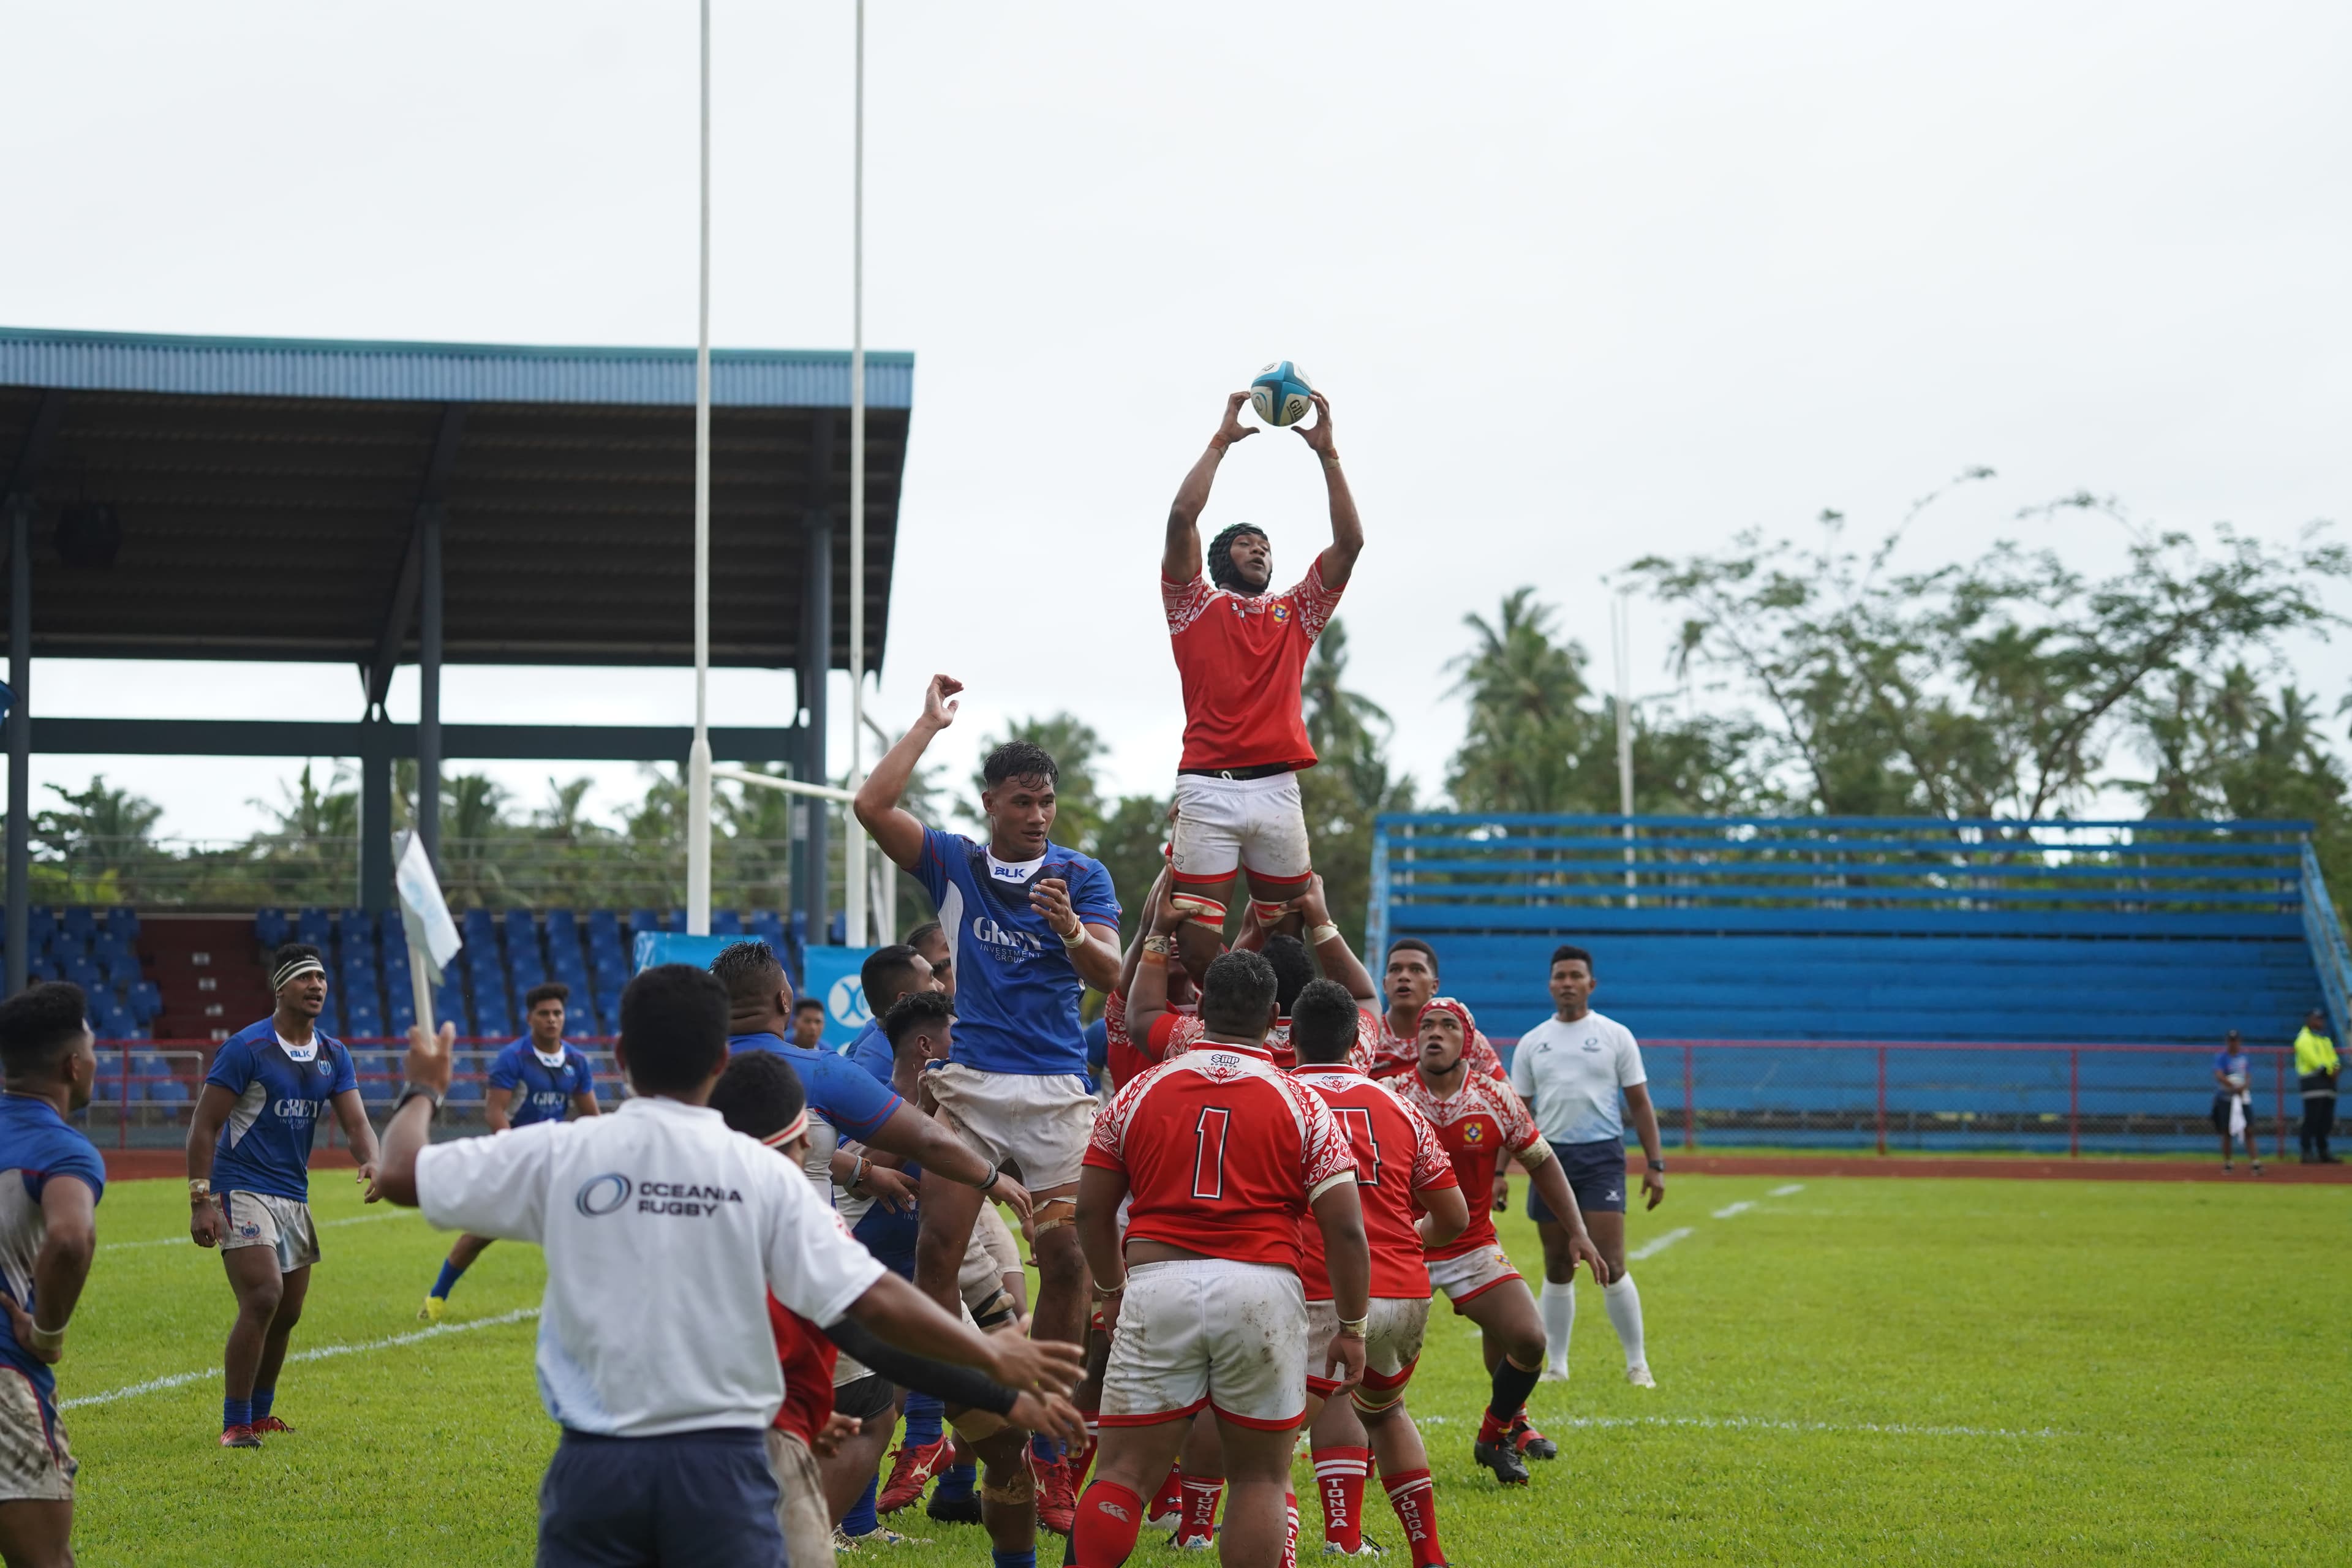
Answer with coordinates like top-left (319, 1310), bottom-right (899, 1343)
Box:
top-left (842, 1474), bottom-right (880, 1537)
top-left (222, 1395), bottom-right (251, 1432)
top-left (431, 1259), bottom-right (467, 1300)
top-left (903, 1392), bottom-right (944, 1448)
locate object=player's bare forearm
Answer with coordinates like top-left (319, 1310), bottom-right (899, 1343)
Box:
top-left (1075, 1166), bottom-right (1129, 1289)
top-left (1126, 940), bottom-right (1172, 1042)
top-left (1316, 461), bottom-right (1363, 590)
top-left (570, 1091), bottom-right (601, 1118)
top-left (1413, 1182), bottom-right (1469, 1250)
top-left (186, 1085), bottom-right (233, 1181)
top-left (371, 1096), bottom-right (434, 1207)
top-left (1310, 1182), bottom-right (1372, 1321)
top-left (484, 1088), bottom-right (513, 1133)
top-left (1624, 1083), bottom-right (1665, 1168)
top-left (848, 1273), bottom-right (1084, 1395)
top-left (333, 1088), bottom-right (381, 1167)
top-left (31, 1178), bottom-right (96, 1333)
top-left (1068, 924), bottom-right (1122, 992)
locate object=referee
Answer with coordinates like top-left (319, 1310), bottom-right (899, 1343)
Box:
top-left (370, 962), bottom-right (1081, 1566)
top-left (1508, 944), bottom-right (1665, 1389)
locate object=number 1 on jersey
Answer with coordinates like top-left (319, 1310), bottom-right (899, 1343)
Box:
top-left (1191, 1106), bottom-right (1232, 1199)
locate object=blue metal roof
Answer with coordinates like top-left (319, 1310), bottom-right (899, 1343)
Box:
top-left (0, 326), bottom-right (913, 409)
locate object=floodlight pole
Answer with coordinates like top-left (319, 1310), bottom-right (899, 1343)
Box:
top-left (844, 0), bottom-right (870, 948)
top-left (685, 0), bottom-right (715, 937)
top-left (1611, 587), bottom-right (1636, 909)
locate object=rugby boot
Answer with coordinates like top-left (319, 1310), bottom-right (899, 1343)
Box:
top-left (1471, 1436), bottom-right (1529, 1486)
top-left (876, 1436), bottom-right (953, 1514)
top-left (1509, 1412), bottom-right (1557, 1461)
top-left (219, 1423), bottom-right (262, 1449)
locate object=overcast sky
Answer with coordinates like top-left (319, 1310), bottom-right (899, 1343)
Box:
top-left (4, 1), bottom-right (2349, 839)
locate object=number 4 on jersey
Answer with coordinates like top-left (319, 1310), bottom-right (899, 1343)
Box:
top-left (1333, 1106), bottom-right (1384, 1186)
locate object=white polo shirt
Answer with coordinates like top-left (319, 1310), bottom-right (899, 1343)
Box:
top-left (1509, 1009), bottom-right (1646, 1145)
top-left (415, 1094), bottom-right (886, 1438)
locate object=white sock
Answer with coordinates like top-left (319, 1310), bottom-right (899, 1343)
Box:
top-left (1603, 1272), bottom-right (1646, 1368)
top-left (1539, 1280), bottom-right (1574, 1374)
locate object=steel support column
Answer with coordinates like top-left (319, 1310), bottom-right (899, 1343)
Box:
top-left (6, 501), bottom-right (28, 995)
top-left (358, 709), bottom-right (394, 910)
top-left (796, 415), bottom-right (835, 944)
top-left (418, 507), bottom-right (443, 869)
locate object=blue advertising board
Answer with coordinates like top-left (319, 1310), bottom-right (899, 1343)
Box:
top-left (799, 945), bottom-right (879, 1050)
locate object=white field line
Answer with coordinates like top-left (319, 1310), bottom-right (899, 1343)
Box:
top-left (102, 1210), bottom-right (419, 1253)
top-left (1415, 1412), bottom-right (2060, 1440)
top-left (59, 1306), bottom-right (538, 1410)
top-left (1768, 1183), bottom-right (1806, 1197)
top-left (1710, 1200), bottom-right (1756, 1219)
top-left (1627, 1226), bottom-right (1694, 1262)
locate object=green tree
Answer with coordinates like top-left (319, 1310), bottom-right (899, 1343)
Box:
top-left (1630, 492), bottom-right (2350, 817)
top-left (1445, 589), bottom-right (1596, 814)
top-left (962, 714), bottom-right (1109, 854)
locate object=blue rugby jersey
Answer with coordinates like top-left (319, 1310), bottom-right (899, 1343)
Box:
top-left (726, 1033), bottom-right (903, 1144)
top-left (486, 1039), bottom-right (597, 1128)
top-left (0, 1095), bottom-right (104, 1400)
top-left (846, 1019), bottom-right (895, 1088)
top-left (911, 827), bottom-right (1118, 1077)
top-left (205, 1020), bottom-right (359, 1202)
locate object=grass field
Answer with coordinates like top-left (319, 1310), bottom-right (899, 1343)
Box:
top-left (56, 1169), bottom-right (2347, 1566)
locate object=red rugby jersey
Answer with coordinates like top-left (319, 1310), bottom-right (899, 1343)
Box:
top-left (1292, 1066), bottom-right (1458, 1299)
top-left (1086, 1039), bottom-right (1355, 1273)
top-left (1365, 1012), bottom-right (1507, 1084)
top-left (766, 1296), bottom-right (839, 1445)
top-left (1163, 556), bottom-right (1344, 772)
top-left (1391, 1068), bottom-right (1545, 1262)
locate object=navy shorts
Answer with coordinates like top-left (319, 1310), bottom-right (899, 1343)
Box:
top-left (539, 1427), bottom-right (783, 1568)
top-left (1526, 1139), bottom-right (1628, 1219)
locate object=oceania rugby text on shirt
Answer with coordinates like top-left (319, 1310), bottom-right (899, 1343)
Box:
top-left (572, 1173), bottom-right (747, 1218)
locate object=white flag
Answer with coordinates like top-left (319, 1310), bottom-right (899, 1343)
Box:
top-left (394, 831), bottom-right (462, 986)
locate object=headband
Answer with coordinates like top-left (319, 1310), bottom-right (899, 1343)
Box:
top-left (761, 1109), bottom-right (811, 1150)
top-left (271, 956), bottom-right (326, 992)
top-left (1417, 996), bottom-right (1476, 1039)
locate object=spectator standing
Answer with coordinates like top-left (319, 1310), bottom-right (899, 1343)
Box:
top-left (2209, 1031), bottom-right (2260, 1174)
top-left (2293, 1010), bottom-right (2339, 1164)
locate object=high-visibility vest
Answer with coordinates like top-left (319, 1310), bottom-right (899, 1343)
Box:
top-left (2293, 1027), bottom-right (2340, 1076)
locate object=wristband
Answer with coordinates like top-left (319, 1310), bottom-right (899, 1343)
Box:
top-left (1142, 935), bottom-right (1173, 956)
top-left (1647, 1159), bottom-right (1666, 1173)
top-left (1060, 922), bottom-right (1087, 948)
top-left (978, 1167), bottom-right (1001, 1194)
top-left (1306, 922), bottom-right (1341, 948)
top-left (189, 1178), bottom-right (211, 1202)
top-left (1091, 1277), bottom-right (1126, 1300)
top-left (1337, 1315), bottom-right (1369, 1338)
top-left (1138, 950), bottom-right (1168, 969)
top-left (396, 1084), bottom-right (443, 1116)
top-left (26, 1320), bottom-right (64, 1354)
top-left (850, 1156), bottom-right (869, 1191)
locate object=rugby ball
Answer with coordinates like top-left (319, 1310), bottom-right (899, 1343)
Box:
top-left (1249, 361), bottom-right (1314, 427)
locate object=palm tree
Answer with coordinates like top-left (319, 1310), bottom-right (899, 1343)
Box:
top-left (1446, 587), bottom-right (1596, 814)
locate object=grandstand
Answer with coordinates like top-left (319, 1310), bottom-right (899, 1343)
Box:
top-left (1374, 813), bottom-right (2348, 1153)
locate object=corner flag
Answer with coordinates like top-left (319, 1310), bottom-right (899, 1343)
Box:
top-left (394, 831), bottom-right (461, 1030)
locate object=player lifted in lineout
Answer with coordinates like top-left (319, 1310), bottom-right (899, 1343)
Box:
top-left (1160, 386), bottom-right (1363, 984)
top-left (420, 981), bottom-right (600, 1321)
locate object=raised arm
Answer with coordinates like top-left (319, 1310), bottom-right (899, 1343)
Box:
top-left (1164, 393), bottom-right (1256, 582)
top-left (1288, 874), bottom-right (1375, 1003)
top-left (1125, 895), bottom-right (1190, 1046)
top-left (854, 674), bottom-right (960, 872)
top-left (1293, 393), bottom-right (1361, 590)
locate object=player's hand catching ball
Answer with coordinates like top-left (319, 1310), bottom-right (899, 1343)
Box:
top-left (1210, 390), bottom-right (1257, 451)
top-left (1324, 1325), bottom-right (1368, 1392)
top-left (1294, 391), bottom-right (1337, 461)
top-left (919, 673), bottom-right (963, 733)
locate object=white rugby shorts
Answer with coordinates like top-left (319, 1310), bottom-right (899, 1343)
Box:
top-left (1304, 1296), bottom-right (1431, 1403)
top-left (1426, 1243), bottom-right (1523, 1309)
top-left (1101, 1257), bottom-right (1308, 1432)
top-left (222, 1191), bottom-right (320, 1272)
top-left (1170, 771), bottom-right (1311, 884)
top-left (926, 1065), bottom-right (1096, 1191)
top-left (0, 1371), bottom-right (74, 1502)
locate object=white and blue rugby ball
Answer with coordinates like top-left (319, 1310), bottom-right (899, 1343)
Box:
top-left (1249, 361), bottom-right (1314, 427)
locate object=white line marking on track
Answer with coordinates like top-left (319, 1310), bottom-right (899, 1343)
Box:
top-left (1415, 1413), bottom-right (2059, 1440)
top-left (1767, 1183), bottom-right (1806, 1197)
top-left (101, 1210), bottom-right (420, 1252)
top-left (1627, 1227), bottom-right (1694, 1261)
top-left (1711, 1200), bottom-right (1756, 1219)
top-left (59, 1306), bottom-right (538, 1409)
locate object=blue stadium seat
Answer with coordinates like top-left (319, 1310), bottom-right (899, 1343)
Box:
top-left (295, 907), bottom-right (332, 951)
top-left (712, 908), bottom-right (743, 936)
top-left (628, 909), bottom-right (659, 938)
top-left (61, 907), bottom-right (95, 942)
top-left (750, 909), bottom-right (785, 947)
top-left (255, 907), bottom-right (290, 950)
top-left (105, 906), bottom-right (138, 940)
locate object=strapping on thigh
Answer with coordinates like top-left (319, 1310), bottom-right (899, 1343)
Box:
top-left (1032, 1196), bottom-right (1079, 1234)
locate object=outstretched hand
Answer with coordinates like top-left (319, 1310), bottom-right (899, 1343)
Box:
top-left (921, 674), bottom-right (964, 731)
top-left (1295, 391), bottom-right (1337, 459)
top-left (1212, 391), bottom-right (1257, 451)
